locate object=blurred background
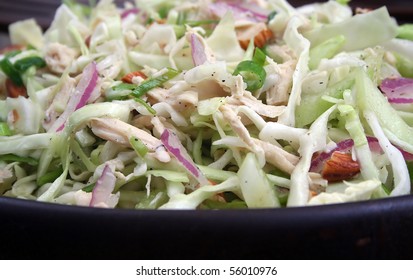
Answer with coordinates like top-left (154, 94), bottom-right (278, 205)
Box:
top-left (0, 0), bottom-right (410, 48)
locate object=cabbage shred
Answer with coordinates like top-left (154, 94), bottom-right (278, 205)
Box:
top-left (0, 0), bottom-right (412, 209)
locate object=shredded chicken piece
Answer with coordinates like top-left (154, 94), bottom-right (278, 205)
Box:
top-left (227, 94), bottom-right (285, 118)
top-left (266, 60), bottom-right (297, 105)
top-left (151, 116), bottom-right (166, 138)
top-left (219, 103), bottom-right (298, 174)
top-left (89, 117), bottom-right (170, 162)
top-left (146, 87), bottom-right (169, 104)
top-left (253, 138), bottom-right (299, 174)
top-left (44, 42), bottom-right (79, 74)
top-left (266, 44), bottom-right (296, 63)
top-left (220, 105), bottom-right (256, 148)
top-left (131, 115), bottom-right (154, 130)
top-left (172, 91), bottom-right (199, 114)
top-left (184, 61), bottom-right (242, 98)
top-left (147, 87), bottom-right (198, 118)
top-left (231, 75), bottom-right (247, 96)
top-left (220, 105), bottom-right (265, 163)
top-left (175, 90), bottom-right (199, 105)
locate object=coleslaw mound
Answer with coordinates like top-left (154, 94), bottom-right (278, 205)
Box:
top-left (1, 0), bottom-right (413, 209)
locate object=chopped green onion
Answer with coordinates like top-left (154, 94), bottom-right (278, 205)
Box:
top-left (112, 68), bottom-right (180, 98)
top-left (129, 136), bottom-right (149, 158)
top-left (37, 167), bottom-right (63, 186)
top-left (158, 4), bottom-right (172, 19)
top-left (0, 55), bottom-right (45, 87)
top-left (107, 83), bottom-right (135, 100)
top-left (82, 183), bottom-right (96, 193)
top-left (146, 17), bottom-right (155, 25)
top-left (233, 60), bottom-right (267, 92)
top-left (267, 11), bottom-right (277, 22)
top-left (131, 68), bottom-right (180, 97)
top-left (0, 57), bottom-right (24, 86)
top-left (243, 39), bottom-right (256, 62)
top-left (134, 97), bottom-right (156, 115)
top-left (14, 56), bottom-right (46, 73)
top-left (0, 122), bottom-right (12, 136)
top-left (4, 50), bottom-right (22, 58)
top-left (253, 48), bottom-right (267, 66)
top-left (0, 154), bottom-right (38, 166)
top-left (111, 83), bottom-right (136, 92)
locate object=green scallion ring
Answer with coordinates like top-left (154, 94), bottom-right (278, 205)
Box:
top-left (129, 136), bottom-right (149, 158)
top-left (14, 56), bottom-right (47, 73)
top-left (0, 58), bottom-right (24, 86)
top-left (233, 60), bottom-right (266, 92)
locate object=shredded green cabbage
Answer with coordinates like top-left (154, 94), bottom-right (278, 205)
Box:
top-left (0, 0), bottom-right (412, 209)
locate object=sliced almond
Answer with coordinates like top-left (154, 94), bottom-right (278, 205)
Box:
top-left (239, 28), bottom-right (273, 50)
top-left (121, 71), bottom-right (147, 84)
top-left (321, 151), bottom-right (360, 182)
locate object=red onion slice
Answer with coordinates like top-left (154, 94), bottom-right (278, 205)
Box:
top-left (161, 128), bottom-right (209, 186)
top-left (380, 77), bottom-right (413, 104)
top-left (121, 8), bottom-right (140, 19)
top-left (75, 63), bottom-right (98, 110)
top-left (209, 1), bottom-right (268, 23)
top-left (310, 139), bottom-right (354, 172)
top-left (366, 137), bottom-right (413, 161)
top-left (90, 164), bottom-right (117, 208)
top-left (49, 61), bottom-right (99, 132)
top-left (226, 1), bottom-right (268, 21)
top-left (190, 33), bottom-right (208, 66)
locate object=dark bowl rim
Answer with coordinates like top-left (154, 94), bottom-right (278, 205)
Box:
top-left (1, 193), bottom-right (411, 220)
top-left (2, 193), bottom-right (413, 259)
